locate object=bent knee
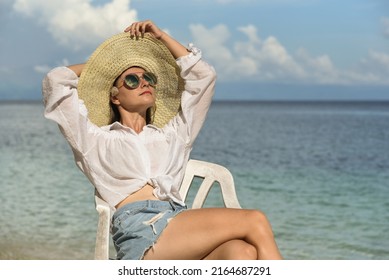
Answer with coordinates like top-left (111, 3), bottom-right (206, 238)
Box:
top-left (246, 209), bottom-right (269, 224)
top-left (247, 210), bottom-right (274, 236)
top-left (228, 240), bottom-right (257, 260)
top-left (238, 242), bottom-right (257, 260)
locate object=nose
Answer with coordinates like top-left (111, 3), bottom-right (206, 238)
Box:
top-left (140, 75), bottom-right (150, 87)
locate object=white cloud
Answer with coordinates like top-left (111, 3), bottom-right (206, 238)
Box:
top-left (295, 48), bottom-right (341, 84)
top-left (355, 50), bottom-right (389, 83)
top-left (191, 24), bottom-right (305, 83)
top-left (13, 0), bottom-right (138, 50)
top-left (189, 24), bottom-right (234, 66)
top-left (12, 0), bottom-right (389, 87)
top-left (191, 23), bottom-right (389, 86)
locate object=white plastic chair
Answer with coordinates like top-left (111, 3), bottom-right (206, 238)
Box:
top-left (94, 159), bottom-right (241, 260)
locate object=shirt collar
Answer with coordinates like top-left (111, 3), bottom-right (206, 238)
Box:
top-left (108, 121), bottom-right (159, 133)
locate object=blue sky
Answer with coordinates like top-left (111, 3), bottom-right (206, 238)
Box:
top-left (1, 0), bottom-right (388, 100)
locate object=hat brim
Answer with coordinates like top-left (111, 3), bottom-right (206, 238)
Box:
top-left (78, 33), bottom-right (184, 127)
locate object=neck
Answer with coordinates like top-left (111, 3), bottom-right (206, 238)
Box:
top-left (119, 110), bottom-right (148, 134)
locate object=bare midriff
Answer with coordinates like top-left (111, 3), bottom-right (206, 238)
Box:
top-left (115, 184), bottom-right (159, 209)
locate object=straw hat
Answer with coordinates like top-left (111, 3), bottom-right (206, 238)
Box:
top-left (78, 32), bottom-right (184, 127)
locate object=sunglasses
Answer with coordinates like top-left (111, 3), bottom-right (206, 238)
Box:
top-left (118, 72), bottom-right (158, 90)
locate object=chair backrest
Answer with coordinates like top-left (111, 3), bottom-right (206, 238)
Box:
top-left (179, 159), bottom-right (241, 209)
top-left (94, 159), bottom-right (241, 259)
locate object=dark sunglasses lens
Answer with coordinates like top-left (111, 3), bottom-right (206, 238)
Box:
top-left (144, 72), bottom-right (157, 86)
top-left (124, 74), bottom-right (140, 89)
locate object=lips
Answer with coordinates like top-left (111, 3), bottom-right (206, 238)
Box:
top-left (140, 91), bottom-right (152, 96)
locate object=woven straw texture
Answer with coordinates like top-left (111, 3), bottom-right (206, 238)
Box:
top-left (78, 33), bottom-right (184, 127)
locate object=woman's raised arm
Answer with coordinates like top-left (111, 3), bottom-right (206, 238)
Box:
top-left (67, 63), bottom-right (85, 77)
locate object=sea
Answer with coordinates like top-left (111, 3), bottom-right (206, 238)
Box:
top-left (0, 100), bottom-right (388, 260)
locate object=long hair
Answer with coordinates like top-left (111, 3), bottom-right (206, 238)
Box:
top-left (109, 102), bottom-right (155, 125)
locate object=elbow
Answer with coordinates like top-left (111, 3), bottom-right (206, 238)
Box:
top-left (205, 65), bottom-right (217, 93)
top-left (208, 65), bottom-right (217, 82)
top-left (202, 60), bottom-right (217, 81)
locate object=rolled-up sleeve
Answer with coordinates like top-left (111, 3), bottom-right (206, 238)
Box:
top-left (42, 66), bottom-right (95, 154)
top-left (168, 48), bottom-right (217, 146)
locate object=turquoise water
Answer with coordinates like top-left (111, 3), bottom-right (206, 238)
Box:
top-left (1, 101), bottom-right (388, 259)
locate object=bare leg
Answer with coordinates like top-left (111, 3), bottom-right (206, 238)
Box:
top-left (143, 208), bottom-right (282, 260)
top-left (203, 240), bottom-right (257, 260)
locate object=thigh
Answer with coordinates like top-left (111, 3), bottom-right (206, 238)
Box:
top-left (143, 207), bottom-right (256, 260)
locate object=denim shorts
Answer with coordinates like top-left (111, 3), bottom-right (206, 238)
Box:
top-left (111, 200), bottom-right (187, 260)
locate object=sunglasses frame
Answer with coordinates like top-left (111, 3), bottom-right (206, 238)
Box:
top-left (118, 72), bottom-right (158, 90)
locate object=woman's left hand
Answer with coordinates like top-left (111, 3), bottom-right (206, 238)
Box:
top-left (124, 20), bottom-right (164, 40)
top-left (125, 19), bottom-right (189, 59)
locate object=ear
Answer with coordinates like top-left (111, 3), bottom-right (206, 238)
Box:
top-left (110, 87), bottom-right (120, 105)
top-left (110, 86), bottom-right (119, 97)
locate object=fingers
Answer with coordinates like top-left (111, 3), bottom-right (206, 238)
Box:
top-left (125, 21), bottom-right (145, 37)
top-left (124, 20), bottom-right (162, 39)
top-left (124, 21), bottom-right (141, 37)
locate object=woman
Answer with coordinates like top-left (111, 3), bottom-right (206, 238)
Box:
top-left (42, 20), bottom-right (282, 260)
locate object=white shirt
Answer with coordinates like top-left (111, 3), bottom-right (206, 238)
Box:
top-left (42, 49), bottom-right (216, 211)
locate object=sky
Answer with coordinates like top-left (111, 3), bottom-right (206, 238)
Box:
top-left (1, 0), bottom-right (389, 101)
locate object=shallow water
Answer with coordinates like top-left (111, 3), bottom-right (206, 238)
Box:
top-left (1, 101), bottom-right (388, 259)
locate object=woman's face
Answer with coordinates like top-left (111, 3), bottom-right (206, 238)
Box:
top-left (112, 67), bottom-right (156, 112)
